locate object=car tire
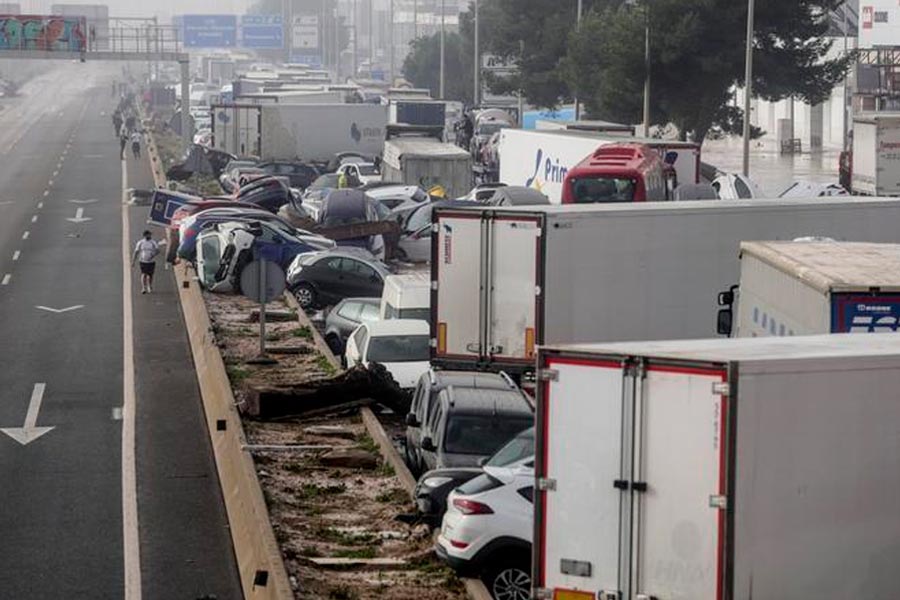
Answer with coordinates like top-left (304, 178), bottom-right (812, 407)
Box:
top-left (293, 283), bottom-right (317, 309)
top-left (482, 557), bottom-right (531, 600)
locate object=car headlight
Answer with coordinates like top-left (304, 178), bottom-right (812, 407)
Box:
top-left (421, 476), bottom-right (453, 489)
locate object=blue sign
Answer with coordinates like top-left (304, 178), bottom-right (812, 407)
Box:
top-left (241, 14), bottom-right (283, 49)
top-left (832, 294), bottom-right (900, 333)
top-left (289, 53), bottom-right (322, 68)
top-left (183, 15), bottom-right (237, 48)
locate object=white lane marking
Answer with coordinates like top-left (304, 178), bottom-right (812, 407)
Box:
top-left (21, 231), bottom-right (29, 240)
top-left (43, 190), bottom-right (49, 197)
top-left (53, 170), bottom-right (59, 177)
top-left (48, 180), bottom-right (54, 187)
top-left (12, 251), bottom-right (20, 261)
top-left (0, 383), bottom-right (54, 445)
top-left (37, 202), bottom-right (43, 209)
top-left (67, 208), bottom-right (91, 223)
top-left (35, 305), bottom-right (84, 314)
top-left (121, 158), bottom-right (142, 600)
top-left (69, 199), bottom-right (98, 204)
top-left (31, 215), bottom-right (38, 223)
top-left (112, 407), bottom-right (123, 421)
top-left (1, 274), bottom-right (10, 285)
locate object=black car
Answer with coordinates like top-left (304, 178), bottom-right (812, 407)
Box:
top-left (235, 176), bottom-right (292, 212)
top-left (257, 161), bottom-right (320, 190)
top-left (286, 249), bottom-right (391, 309)
top-left (323, 297), bottom-right (380, 354)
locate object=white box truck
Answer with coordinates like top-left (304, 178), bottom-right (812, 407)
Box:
top-left (380, 272), bottom-right (431, 321)
top-left (430, 198), bottom-right (900, 374)
top-left (851, 113), bottom-right (900, 196)
top-left (381, 137), bottom-right (472, 199)
top-left (534, 334), bottom-right (900, 600)
top-left (497, 128), bottom-right (700, 202)
top-left (211, 103), bottom-right (387, 161)
top-left (722, 241), bottom-right (900, 337)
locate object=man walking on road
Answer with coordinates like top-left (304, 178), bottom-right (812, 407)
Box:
top-left (130, 129), bottom-right (142, 159)
top-left (119, 127), bottom-right (128, 160)
top-left (132, 230), bottom-right (160, 294)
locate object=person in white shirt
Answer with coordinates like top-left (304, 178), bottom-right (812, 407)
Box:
top-left (132, 230), bottom-right (160, 294)
top-left (130, 130), bottom-right (142, 159)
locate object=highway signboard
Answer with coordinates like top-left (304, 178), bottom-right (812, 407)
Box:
top-left (183, 14), bottom-right (237, 48)
top-left (240, 14), bottom-right (283, 49)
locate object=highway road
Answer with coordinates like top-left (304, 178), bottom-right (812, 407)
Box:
top-left (0, 63), bottom-right (241, 599)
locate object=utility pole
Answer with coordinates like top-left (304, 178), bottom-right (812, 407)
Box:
top-left (473, 0), bottom-right (479, 106)
top-left (741, 0), bottom-right (755, 176)
top-left (842, 8), bottom-right (851, 152)
top-left (414, 0), bottom-right (418, 39)
top-left (642, 5), bottom-right (650, 137)
top-left (389, 0), bottom-right (394, 84)
top-left (574, 0), bottom-right (582, 120)
top-left (439, 0), bottom-right (445, 98)
top-left (352, 0), bottom-right (358, 77)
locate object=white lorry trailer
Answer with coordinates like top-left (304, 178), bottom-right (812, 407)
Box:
top-left (497, 128), bottom-right (701, 202)
top-left (430, 198), bottom-right (900, 374)
top-left (851, 113), bottom-right (900, 196)
top-left (381, 137), bottom-right (472, 199)
top-left (534, 334), bottom-right (900, 600)
top-left (721, 241), bottom-right (900, 337)
top-left (210, 103), bottom-right (387, 161)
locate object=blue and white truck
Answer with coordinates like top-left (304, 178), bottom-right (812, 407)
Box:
top-left (721, 241), bottom-right (900, 336)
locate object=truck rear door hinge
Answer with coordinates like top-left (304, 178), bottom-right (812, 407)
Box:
top-left (536, 477), bottom-right (557, 491)
top-left (709, 495), bottom-right (728, 509)
top-left (537, 368), bottom-right (558, 382)
top-left (712, 381), bottom-right (731, 396)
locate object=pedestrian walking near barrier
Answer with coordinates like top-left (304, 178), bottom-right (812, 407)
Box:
top-left (130, 130), bottom-right (142, 159)
top-left (132, 230), bottom-right (160, 294)
top-left (119, 128), bottom-right (128, 160)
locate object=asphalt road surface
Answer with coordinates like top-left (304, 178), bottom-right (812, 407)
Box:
top-left (0, 64), bottom-right (241, 599)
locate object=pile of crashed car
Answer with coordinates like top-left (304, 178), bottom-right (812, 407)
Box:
top-left (151, 150), bottom-right (551, 600)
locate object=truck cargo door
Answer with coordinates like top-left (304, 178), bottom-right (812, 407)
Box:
top-left (487, 216), bottom-right (542, 364)
top-left (630, 364), bottom-right (728, 600)
top-left (433, 212), bottom-right (487, 364)
top-left (536, 358), bottom-right (630, 599)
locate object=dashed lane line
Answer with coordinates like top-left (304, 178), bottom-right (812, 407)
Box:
top-left (1, 274), bottom-right (10, 285)
top-left (12, 251), bottom-right (20, 261)
top-left (21, 231), bottom-right (29, 240)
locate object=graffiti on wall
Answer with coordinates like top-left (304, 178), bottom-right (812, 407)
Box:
top-left (0, 15), bottom-right (87, 51)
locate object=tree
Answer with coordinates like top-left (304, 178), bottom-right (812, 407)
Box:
top-left (564, 0), bottom-right (853, 143)
top-left (402, 32), bottom-right (474, 102)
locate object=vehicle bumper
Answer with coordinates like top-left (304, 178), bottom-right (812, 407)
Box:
top-left (434, 539), bottom-right (478, 576)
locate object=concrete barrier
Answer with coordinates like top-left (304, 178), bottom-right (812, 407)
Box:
top-left (175, 264), bottom-right (293, 599)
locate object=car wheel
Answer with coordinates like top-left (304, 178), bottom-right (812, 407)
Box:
top-left (293, 283), bottom-right (316, 309)
top-left (483, 560), bottom-right (531, 600)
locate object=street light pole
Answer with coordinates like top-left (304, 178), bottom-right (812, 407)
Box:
top-left (389, 0), bottom-right (394, 84)
top-left (642, 6), bottom-right (650, 137)
top-left (574, 0), bottom-right (583, 121)
top-left (474, 0), bottom-right (480, 106)
top-left (741, 0), bottom-right (755, 176)
top-left (440, 0), bottom-right (445, 98)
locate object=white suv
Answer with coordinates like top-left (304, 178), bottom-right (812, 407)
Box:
top-left (436, 461), bottom-right (534, 600)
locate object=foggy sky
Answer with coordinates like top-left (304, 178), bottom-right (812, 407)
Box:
top-left (19, 0), bottom-right (256, 20)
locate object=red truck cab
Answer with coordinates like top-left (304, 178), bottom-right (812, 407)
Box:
top-left (561, 142), bottom-right (676, 203)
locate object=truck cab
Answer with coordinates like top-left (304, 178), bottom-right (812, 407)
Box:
top-left (561, 143), bottom-right (675, 203)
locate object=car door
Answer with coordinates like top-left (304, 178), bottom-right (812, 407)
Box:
top-left (308, 256), bottom-right (345, 305)
top-left (334, 300), bottom-right (364, 339)
top-left (422, 399), bottom-right (445, 471)
top-left (342, 258), bottom-right (384, 299)
top-left (345, 324), bottom-right (368, 366)
top-left (406, 377), bottom-right (430, 466)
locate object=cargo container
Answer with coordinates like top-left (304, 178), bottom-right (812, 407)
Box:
top-left (389, 100), bottom-right (446, 128)
top-left (382, 137), bottom-right (472, 199)
top-left (720, 240), bottom-right (900, 336)
top-left (534, 334), bottom-right (900, 600)
top-left (850, 113), bottom-right (900, 196)
top-left (430, 198), bottom-right (900, 374)
top-left (498, 128), bottom-right (700, 202)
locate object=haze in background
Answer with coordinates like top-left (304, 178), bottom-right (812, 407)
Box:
top-left (17, 0), bottom-right (256, 19)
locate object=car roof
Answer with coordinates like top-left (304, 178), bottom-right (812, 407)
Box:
top-left (442, 386), bottom-right (532, 416)
top-left (364, 319), bottom-right (429, 336)
top-left (429, 369), bottom-right (517, 391)
top-left (312, 250), bottom-right (390, 273)
top-left (489, 186), bottom-right (550, 205)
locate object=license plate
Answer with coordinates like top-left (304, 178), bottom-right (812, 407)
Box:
top-left (554, 591), bottom-right (595, 600)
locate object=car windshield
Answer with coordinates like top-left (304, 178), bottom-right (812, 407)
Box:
top-left (570, 177), bottom-right (636, 203)
top-left (444, 415), bottom-right (532, 456)
top-left (358, 164), bottom-right (379, 175)
top-left (486, 427), bottom-right (534, 466)
top-left (367, 334), bottom-right (429, 362)
top-left (478, 123), bottom-right (508, 136)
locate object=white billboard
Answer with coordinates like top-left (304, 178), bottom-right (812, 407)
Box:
top-left (859, 2), bottom-right (900, 48)
top-left (291, 15), bottom-right (318, 50)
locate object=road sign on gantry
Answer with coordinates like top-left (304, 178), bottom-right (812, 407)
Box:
top-left (183, 14), bottom-right (237, 48)
top-left (241, 14), bottom-right (283, 49)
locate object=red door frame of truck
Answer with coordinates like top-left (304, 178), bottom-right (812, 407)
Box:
top-left (535, 354), bottom-right (729, 600)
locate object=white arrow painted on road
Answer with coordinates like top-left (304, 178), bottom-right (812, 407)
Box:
top-left (1, 383), bottom-right (54, 445)
top-left (68, 199), bottom-right (98, 205)
top-left (35, 305), bottom-right (84, 314)
top-left (66, 207), bottom-right (92, 223)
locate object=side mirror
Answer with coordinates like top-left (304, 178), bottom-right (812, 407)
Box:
top-left (717, 308), bottom-right (733, 337)
top-left (421, 437), bottom-right (436, 452)
top-left (718, 290), bottom-right (735, 306)
top-left (405, 413), bottom-right (419, 427)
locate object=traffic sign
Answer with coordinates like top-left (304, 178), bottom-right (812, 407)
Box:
top-left (183, 14), bottom-right (237, 48)
top-left (241, 14), bottom-right (283, 49)
top-left (240, 259), bottom-right (286, 304)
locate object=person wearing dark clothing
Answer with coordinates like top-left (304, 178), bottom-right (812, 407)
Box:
top-left (119, 130), bottom-right (128, 159)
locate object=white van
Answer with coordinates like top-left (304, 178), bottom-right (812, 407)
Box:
top-left (380, 273), bottom-right (430, 321)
